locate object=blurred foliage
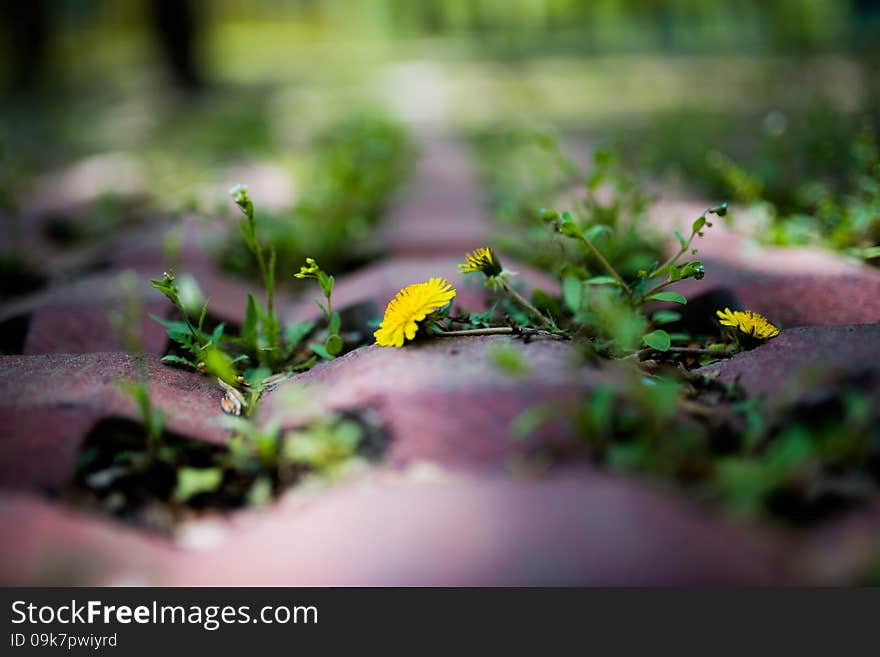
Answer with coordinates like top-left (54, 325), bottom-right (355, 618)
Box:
top-left (619, 102), bottom-right (875, 214)
top-left (472, 126), bottom-right (661, 281)
top-left (69, 405), bottom-right (383, 533)
top-left (16, 1), bottom-right (876, 58)
top-left (720, 128), bottom-right (880, 260)
top-left (152, 201), bottom-right (346, 391)
top-left (463, 128), bottom-right (733, 358)
top-left (516, 369), bottom-right (880, 525)
top-left (220, 113), bottom-right (414, 277)
top-left (615, 99), bottom-right (879, 262)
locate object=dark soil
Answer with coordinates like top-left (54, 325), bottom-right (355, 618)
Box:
top-left (61, 409), bottom-right (392, 535)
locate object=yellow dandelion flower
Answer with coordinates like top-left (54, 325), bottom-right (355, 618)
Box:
top-left (374, 278), bottom-right (457, 348)
top-left (459, 246), bottom-right (503, 277)
top-left (716, 307), bottom-right (780, 340)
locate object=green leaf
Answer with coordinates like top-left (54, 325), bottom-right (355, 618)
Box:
top-left (149, 314), bottom-right (187, 332)
top-left (582, 224), bottom-right (612, 242)
top-left (293, 355), bottom-right (318, 371)
top-left (174, 467), bottom-right (223, 503)
top-left (607, 442), bottom-right (649, 472)
top-left (149, 408), bottom-right (165, 442)
top-left (583, 275), bottom-right (619, 286)
top-left (540, 208), bottom-right (560, 223)
top-left (266, 246), bottom-right (277, 303)
top-left (310, 342), bottom-right (333, 360)
top-left (646, 291), bottom-right (687, 305)
top-left (692, 215), bottom-right (706, 233)
top-left (510, 403), bottom-right (556, 440)
top-left (669, 260), bottom-right (704, 282)
top-left (585, 386), bottom-right (615, 434)
top-left (559, 221), bottom-right (581, 239)
top-left (242, 293), bottom-right (259, 351)
top-left (651, 310), bottom-right (681, 325)
top-left (325, 334), bottom-right (343, 356)
top-left (203, 346), bottom-right (238, 385)
top-left (239, 220), bottom-right (257, 256)
top-left (247, 476), bottom-right (274, 507)
top-left (666, 265), bottom-right (684, 283)
top-left (488, 344), bottom-right (528, 378)
top-left (674, 230), bottom-right (687, 250)
top-left (586, 169), bottom-right (604, 190)
top-left (642, 329), bottom-right (671, 352)
top-left (562, 276), bottom-right (582, 312)
top-left (160, 354), bottom-right (197, 369)
top-left (329, 311), bottom-right (341, 335)
top-left (150, 315), bottom-right (200, 350)
top-left (197, 300), bottom-right (210, 338)
top-left (120, 380), bottom-right (151, 426)
top-left (285, 321), bottom-right (315, 348)
top-left (210, 322), bottom-right (226, 345)
top-left (593, 149), bottom-right (612, 168)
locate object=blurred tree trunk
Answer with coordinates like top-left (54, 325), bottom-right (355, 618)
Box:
top-left (853, 0), bottom-right (880, 129)
top-left (1, 0), bottom-right (50, 93)
top-left (151, 0), bottom-right (203, 90)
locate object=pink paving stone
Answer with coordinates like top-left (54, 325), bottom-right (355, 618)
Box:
top-left (1, 205), bottom-right (176, 289)
top-left (696, 324), bottom-right (880, 397)
top-left (0, 353), bottom-right (228, 489)
top-left (167, 467), bottom-right (784, 586)
top-left (0, 468), bottom-right (784, 585)
top-left (650, 200), bottom-right (880, 327)
top-left (378, 136), bottom-right (492, 256)
top-left (262, 336), bottom-right (609, 470)
top-left (283, 255), bottom-right (560, 325)
top-left (793, 503), bottom-right (880, 585)
top-left (0, 493), bottom-right (175, 586)
top-left (107, 212), bottom-right (245, 281)
top-left (0, 273), bottom-right (169, 355)
top-left (0, 266), bottom-right (297, 354)
top-left (23, 305), bottom-right (169, 355)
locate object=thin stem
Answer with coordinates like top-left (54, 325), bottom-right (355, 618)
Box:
top-left (653, 232), bottom-right (695, 277)
top-left (436, 327), bottom-right (516, 337)
top-left (499, 279), bottom-right (555, 328)
top-left (576, 234), bottom-right (631, 297)
top-left (435, 327), bottom-right (568, 340)
top-left (244, 210), bottom-right (275, 324)
top-left (653, 206), bottom-right (715, 277)
top-left (639, 346), bottom-right (734, 358)
top-left (641, 279), bottom-right (677, 299)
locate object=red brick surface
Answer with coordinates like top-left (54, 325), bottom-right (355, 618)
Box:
top-left (696, 324), bottom-right (880, 396)
top-left (653, 201), bottom-right (880, 327)
top-left (0, 353), bottom-right (227, 488)
top-left (1, 137), bottom-right (879, 586)
top-left (263, 336), bottom-right (601, 469)
top-left (0, 468), bottom-right (783, 586)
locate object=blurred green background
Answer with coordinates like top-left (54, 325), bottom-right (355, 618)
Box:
top-left (1, 0), bottom-right (878, 278)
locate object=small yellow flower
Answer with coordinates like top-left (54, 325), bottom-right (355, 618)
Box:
top-left (459, 246), bottom-right (503, 277)
top-left (294, 257), bottom-right (320, 279)
top-left (716, 307), bottom-right (780, 340)
top-left (374, 278), bottom-right (456, 348)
